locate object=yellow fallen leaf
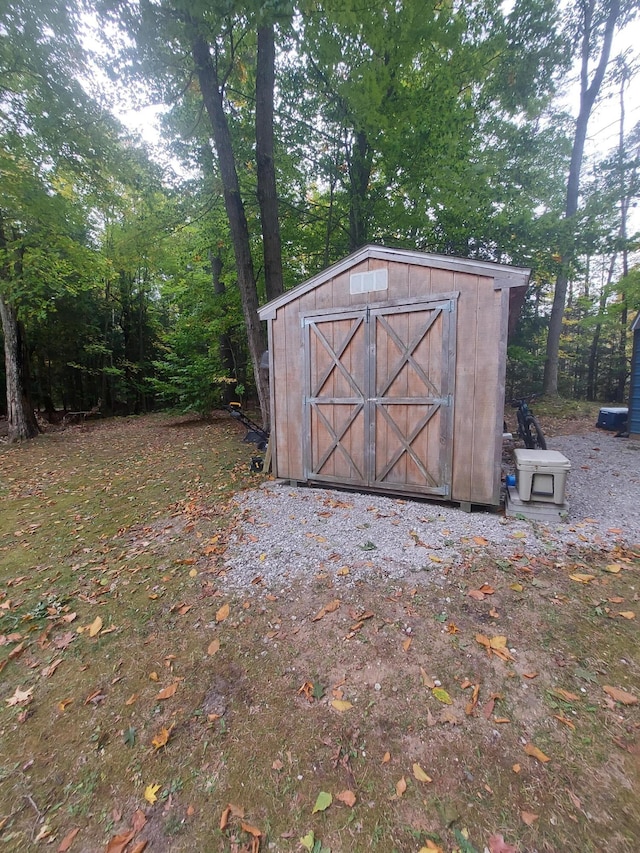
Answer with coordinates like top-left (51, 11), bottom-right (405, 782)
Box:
top-left (510, 582), bottom-right (524, 592)
top-left (569, 573), bottom-right (595, 583)
top-left (412, 763), bottom-right (433, 783)
top-left (603, 685), bottom-right (638, 705)
top-left (207, 639), bottom-right (221, 656)
top-left (419, 843), bottom-right (444, 853)
top-left (151, 725), bottom-right (173, 749)
top-left (331, 699), bottom-right (353, 712)
top-left (521, 811), bottom-right (539, 826)
top-left (473, 536), bottom-right (488, 546)
top-left (241, 822), bottom-right (262, 838)
top-left (88, 616), bottom-right (103, 637)
top-left (618, 611), bottom-right (635, 620)
top-left (402, 638), bottom-right (412, 652)
top-left (524, 742), bottom-right (550, 763)
top-left (432, 687), bottom-right (453, 704)
top-left (57, 698), bottom-right (73, 712)
top-left (149, 671), bottom-right (159, 682)
top-left (337, 567), bottom-right (350, 577)
top-left (395, 776), bottom-right (407, 797)
top-left (604, 564), bottom-right (622, 574)
top-left (216, 603), bottom-right (230, 622)
top-left (512, 763), bottom-right (521, 773)
top-left (144, 783), bottom-right (161, 804)
top-left (381, 751), bottom-right (391, 764)
top-left (189, 568), bottom-right (198, 577)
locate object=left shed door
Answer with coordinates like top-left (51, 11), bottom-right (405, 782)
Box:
top-left (303, 311), bottom-right (368, 487)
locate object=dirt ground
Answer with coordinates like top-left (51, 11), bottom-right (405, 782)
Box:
top-left (0, 411), bottom-right (638, 853)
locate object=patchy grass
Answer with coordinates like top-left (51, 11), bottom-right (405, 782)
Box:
top-left (0, 413), bottom-right (638, 853)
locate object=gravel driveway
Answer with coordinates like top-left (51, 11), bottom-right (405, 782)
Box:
top-left (222, 430), bottom-right (640, 591)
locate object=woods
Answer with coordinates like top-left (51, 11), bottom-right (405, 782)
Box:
top-left (1, 0), bottom-right (639, 438)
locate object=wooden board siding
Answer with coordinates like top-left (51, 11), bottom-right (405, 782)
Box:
top-left (262, 247), bottom-right (529, 506)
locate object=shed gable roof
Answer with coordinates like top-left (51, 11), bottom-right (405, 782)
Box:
top-left (258, 244), bottom-right (531, 320)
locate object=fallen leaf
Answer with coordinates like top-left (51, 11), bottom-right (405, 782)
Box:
top-left (156, 683), bottom-right (178, 701)
top-left (473, 536), bottom-right (488, 546)
top-left (552, 688), bottom-right (580, 702)
top-left (521, 811), bottom-right (539, 826)
top-left (58, 698), bottom-right (74, 712)
top-left (151, 725), bottom-right (173, 749)
top-left (419, 843), bottom-right (444, 853)
top-left (88, 616), bottom-right (103, 637)
top-left (312, 599), bottom-right (341, 621)
top-left (618, 611), bottom-right (636, 620)
top-left (381, 751), bottom-right (391, 764)
top-left (395, 777), bottom-right (407, 798)
top-left (510, 582), bottom-right (524, 592)
top-left (336, 789), bottom-right (356, 807)
top-left (131, 810), bottom-right (147, 833)
top-left (432, 687), bottom-right (453, 705)
top-left (553, 714), bottom-right (576, 729)
top-left (144, 783), bottom-right (161, 804)
top-left (488, 833), bottom-right (518, 853)
top-left (569, 573), bottom-right (595, 584)
top-left (105, 831), bottom-right (135, 853)
top-left (300, 832), bottom-right (315, 851)
top-left (129, 843), bottom-right (148, 853)
top-left (412, 763), bottom-right (432, 783)
top-left (566, 788), bottom-right (582, 811)
top-left (241, 822), bottom-right (262, 838)
top-left (522, 671), bottom-right (539, 679)
top-left (216, 603), bottom-right (230, 622)
top-left (402, 637), bottom-right (412, 652)
top-left (468, 589), bottom-right (486, 601)
top-left (149, 671), bottom-right (159, 681)
top-left (604, 564), bottom-right (623, 574)
top-left (6, 686), bottom-right (32, 706)
top-left (524, 742), bottom-right (550, 763)
top-left (125, 694), bottom-right (138, 706)
top-left (512, 763), bottom-right (521, 773)
top-left (603, 685), bottom-right (638, 705)
top-left (420, 668), bottom-right (436, 689)
top-left (331, 699), bottom-right (353, 712)
top-left (57, 827), bottom-right (80, 852)
top-left (312, 791), bottom-right (332, 813)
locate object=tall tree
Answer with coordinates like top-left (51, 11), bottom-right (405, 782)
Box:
top-left (543, 0), bottom-right (625, 395)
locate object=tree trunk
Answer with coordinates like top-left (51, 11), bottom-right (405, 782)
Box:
top-left (543, 0), bottom-right (620, 395)
top-left (190, 28), bottom-right (270, 427)
top-left (0, 293), bottom-right (39, 441)
top-left (256, 24), bottom-right (284, 303)
top-left (209, 249), bottom-right (236, 405)
top-left (348, 129), bottom-right (372, 250)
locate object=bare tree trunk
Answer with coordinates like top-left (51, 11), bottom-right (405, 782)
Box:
top-left (543, 0), bottom-right (620, 395)
top-left (256, 23), bottom-right (284, 303)
top-left (190, 28), bottom-right (270, 427)
top-left (0, 294), bottom-right (39, 441)
top-left (347, 129), bottom-right (372, 250)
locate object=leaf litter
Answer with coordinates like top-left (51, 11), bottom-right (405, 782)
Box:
top-left (0, 414), bottom-right (639, 851)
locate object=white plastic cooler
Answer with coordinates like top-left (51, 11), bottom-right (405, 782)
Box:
top-left (513, 449), bottom-right (571, 504)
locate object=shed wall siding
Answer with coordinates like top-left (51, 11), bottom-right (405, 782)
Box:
top-left (630, 329), bottom-right (640, 438)
top-left (269, 257), bottom-right (506, 504)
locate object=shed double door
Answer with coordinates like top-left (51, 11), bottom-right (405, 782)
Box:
top-left (303, 296), bottom-right (457, 496)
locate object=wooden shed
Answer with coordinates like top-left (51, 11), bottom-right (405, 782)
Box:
top-left (258, 245), bottom-right (530, 508)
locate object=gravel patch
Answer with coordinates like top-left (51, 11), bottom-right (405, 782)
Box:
top-left (221, 431), bottom-right (640, 591)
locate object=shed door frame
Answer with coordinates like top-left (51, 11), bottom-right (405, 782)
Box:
top-left (302, 293), bottom-right (458, 495)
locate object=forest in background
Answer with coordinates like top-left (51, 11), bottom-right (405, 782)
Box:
top-left (1, 0), bottom-right (639, 440)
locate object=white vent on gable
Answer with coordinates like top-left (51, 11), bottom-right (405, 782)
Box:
top-left (349, 268), bottom-right (388, 294)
